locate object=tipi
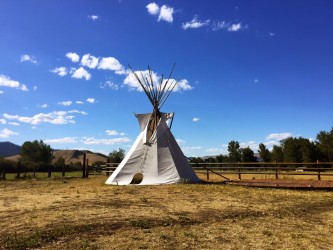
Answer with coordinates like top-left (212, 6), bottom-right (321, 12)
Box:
top-left (105, 65), bottom-right (200, 185)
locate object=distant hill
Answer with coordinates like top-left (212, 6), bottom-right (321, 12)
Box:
top-left (52, 150), bottom-right (107, 165)
top-left (5, 148), bottom-right (108, 165)
top-left (0, 141), bottom-right (21, 157)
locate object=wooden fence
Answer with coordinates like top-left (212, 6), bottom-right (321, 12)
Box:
top-left (99, 162), bottom-right (333, 181)
top-left (2, 160), bottom-right (332, 181)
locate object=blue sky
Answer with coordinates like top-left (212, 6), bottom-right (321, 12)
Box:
top-left (0, 0), bottom-right (332, 157)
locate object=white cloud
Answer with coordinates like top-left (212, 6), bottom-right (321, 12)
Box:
top-left (71, 67), bottom-right (91, 80)
top-left (176, 139), bottom-right (186, 145)
top-left (66, 52), bottom-right (80, 63)
top-left (240, 141), bottom-right (258, 151)
top-left (182, 16), bottom-right (210, 30)
top-left (146, 2), bottom-right (159, 15)
top-left (45, 137), bottom-right (78, 144)
top-left (123, 70), bottom-right (193, 92)
top-left (33, 86), bottom-right (38, 91)
top-left (266, 132), bottom-right (293, 141)
top-left (50, 67), bottom-right (67, 77)
top-left (105, 130), bottom-right (119, 136)
top-left (269, 32), bottom-right (275, 37)
top-left (0, 128), bottom-right (18, 138)
top-left (212, 21), bottom-right (228, 31)
top-left (76, 101), bottom-right (84, 104)
top-left (40, 104), bottom-right (49, 108)
top-left (146, 3), bottom-right (174, 23)
top-left (0, 118), bottom-right (6, 124)
top-left (0, 90), bottom-right (3, 94)
top-left (4, 110), bottom-right (87, 125)
top-left (98, 57), bottom-right (125, 74)
top-left (82, 137), bottom-right (130, 145)
top-left (0, 74), bottom-right (29, 92)
top-left (58, 101), bottom-right (72, 106)
top-left (8, 122), bottom-right (20, 126)
top-left (88, 15), bottom-right (99, 21)
top-left (192, 118), bottom-right (200, 122)
top-left (20, 54), bottom-right (38, 64)
top-left (81, 54), bottom-right (99, 69)
top-left (86, 98), bottom-right (95, 103)
top-left (228, 23), bottom-right (242, 32)
top-left (173, 79), bottom-right (193, 92)
top-left (158, 5), bottom-right (174, 23)
top-left (100, 80), bottom-right (119, 90)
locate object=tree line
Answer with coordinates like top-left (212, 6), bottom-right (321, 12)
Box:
top-left (190, 127), bottom-right (333, 163)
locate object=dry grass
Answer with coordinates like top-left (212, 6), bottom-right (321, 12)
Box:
top-left (1, 176), bottom-right (333, 249)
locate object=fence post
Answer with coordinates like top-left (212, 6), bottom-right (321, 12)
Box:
top-left (237, 163), bottom-right (241, 180)
top-left (275, 167), bottom-right (278, 179)
top-left (62, 164), bottom-right (65, 177)
top-left (317, 160), bottom-right (321, 180)
top-left (82, 153), bottom-right (86, 178)
top-left (17, 160), bottom-right (21, 179)
top-left (48, 165), bottom-right (52, 178)
top-left (1, 162), bottom-right (5, 180)
top-left (106, 164), bottom-right (110, 176)
top-left (206, 168), bottom-right (209, 180)
top-left (85, 159), bottom-right (89, 178)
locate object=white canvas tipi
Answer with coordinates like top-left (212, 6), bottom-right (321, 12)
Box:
top-left (105, 66), bottom-right (200, 185)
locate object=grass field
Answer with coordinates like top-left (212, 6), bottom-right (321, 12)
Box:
top-left (1, 176), bottom-right (333, 249)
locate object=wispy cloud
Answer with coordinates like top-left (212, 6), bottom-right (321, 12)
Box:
top-left (0, 128), bottom-right (18, 138)
top-left (266, 132), bottom-right (293, 141)
top-left (3, 110), bottom-right (87, 125)
top-left (0, 74), bottom-right (29, 91)
top-left (106, 130), bottom-right (119, 136)
top-left (82, 137), bottom-right (130, 145)
top-left (58, 101), bottom-right (72, 107)
top-left (20, 54), bottom-right (38, 64)
top-left (228, 23), bottom-right (242, 32)
top-left (88, 15), bottom-right (99, 21)
top-left (66, 52), bottom-right (80, 63)
top-left (182, 16), bottom-right (210, 30)
top-left (192, 118), bottom-right (200, 122)
top-left (146, 2), bottom-right (174, 23)
top-left (100, 80), bottom-right (119, 90)
top-left (45, 137), bottom-right (78, 144)
top-left (50, 67), bottom-right (67, 77)
top-left (0, 118), bottom-right (6, 124)
top-left (39, 104), bottom-right (49, 108)
top-left (76, 101), bottom-right (84, 105)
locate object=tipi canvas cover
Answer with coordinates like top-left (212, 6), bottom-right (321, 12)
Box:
top-left (105, 112), bottom-right (200, 185)
top-left (105, 65), bottom-right (200, 185)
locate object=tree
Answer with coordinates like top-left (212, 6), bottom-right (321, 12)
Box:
top-left (54, 156), bottom-right (66, 171)
top-left (271, 145), bottom-right (284, 162)
top-left (281, 137), bottom-right (302, 162)
top-left (281, 137), bottom-right (317, 163)
top-left (215, 154), bottom-right (227, 163)
top-left (189, 157), bottom-right (204, 164)
top-left (107, 148), bottom-right (125, 163)
top-left (258, 143), bottom-right (271, 162)
top-left (241, 147), bottom-right (257, 162)
top-left (228, 141), bottom-right (241, 162)
top-left (316, 127), bottom-right (333, 161)
top-left (20, 140), bottom-right (53, 164)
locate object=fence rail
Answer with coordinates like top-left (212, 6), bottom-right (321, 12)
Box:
top-left (98, 162), bottom-right (333, 181)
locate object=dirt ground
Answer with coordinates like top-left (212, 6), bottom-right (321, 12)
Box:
top-left (1, 176), bottom-right (333, 250)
